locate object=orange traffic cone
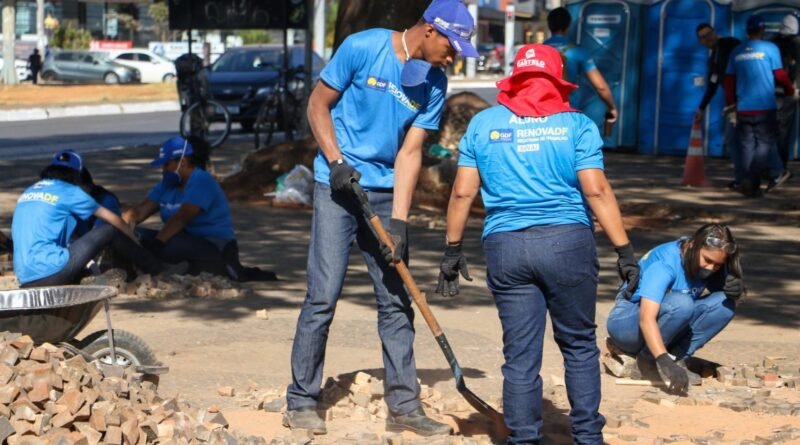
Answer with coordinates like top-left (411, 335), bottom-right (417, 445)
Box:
top-left (681, 116), bottom-right (710, 187)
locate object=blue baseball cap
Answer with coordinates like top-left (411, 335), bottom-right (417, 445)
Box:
top-left (151, 136), bottom-right (193, 166)
top-left (51, 149), bottom-right (82, 171)
top-left (747, 14), bottom-right (766, 32)
top-left (423, 0), bottom-right (479, 58)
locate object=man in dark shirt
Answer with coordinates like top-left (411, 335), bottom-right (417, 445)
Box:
top-left (27, 49), bottom-right (42, 85)
top-left (696, 24), bottom-right (741, 188)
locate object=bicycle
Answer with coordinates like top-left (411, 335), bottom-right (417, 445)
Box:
top-left (176, 55), bottom-right (232, 149)
top-left (253, 66), bottom-right (307, 149)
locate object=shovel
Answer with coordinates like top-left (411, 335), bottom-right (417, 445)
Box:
top-left (350, 181), bottom-right (507, 434)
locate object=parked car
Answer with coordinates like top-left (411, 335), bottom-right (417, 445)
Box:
top-left (206, 45), bottom-right (324, 131)
top-left (0, 58), bottom-right (32, 82)
top-left (41, 51), bottom-right (141, 84)
top-left (477, 43), bottom-right (504, 74)
top-left (106, 49), bottom-right (176, 83)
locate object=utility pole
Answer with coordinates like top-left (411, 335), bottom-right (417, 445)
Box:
top-left (504, 1), bottom-right (515, 75)
top-left (36, 0), bottom-right (44, 53)
top-left (313, 0), bottom-right (325, 59)
top-left (466, 0), bottom-right (477, 78)
top-left (2, 0), bottom-right (18, 85)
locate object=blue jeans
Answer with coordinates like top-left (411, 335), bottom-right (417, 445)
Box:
top-left (287, 183), bottom-right (419, 414)
top-left (729, 119), bottom-right (784, 184)
top-left (606, 291), bottom-right (736, 359)
top-left (736, 112), bottom-right (779, 190)
top-left (484, 224), bottom-right (603, 445)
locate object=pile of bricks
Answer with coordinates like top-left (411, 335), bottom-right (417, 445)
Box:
top-left (123, 273), bottom-right (250, 300)
top-left (0, 333), bottom-right (261, 444)
top-left (715, 356), bottom-right (800, 390)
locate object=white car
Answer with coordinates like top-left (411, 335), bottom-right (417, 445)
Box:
top-left (0, 58), bottom-right (32, 82)
top-left (106, 49), bottom-right (176, 83)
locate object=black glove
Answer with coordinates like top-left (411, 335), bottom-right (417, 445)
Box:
top-left (723, 275), bottom-right (744, 301)
top-left (655, 353), bottom-right (689, 395)
top-left (0, 238), bottom-right (12, 253)
top-left (328, 159), bottom-right (361, 193)
top-left (380, 218), bottom-right (407, 264)
top-left (436, 243), bottom-right (473, 298)
top-left (141, 237), bottom-right (166, 258)
top-left (615, 243), bottom-right (640, 299)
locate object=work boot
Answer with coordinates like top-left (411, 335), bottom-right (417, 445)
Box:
top-left (676, 359), bottom-right (703, 386)
top-left (385, 407), bottom-right (453, 436)
top-left (282, 407), bottom-right (327, 435)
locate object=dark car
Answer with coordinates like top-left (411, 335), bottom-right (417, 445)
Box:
top-left (207, 45), bottom-right (324, 131)
top-left (41, 51), bottom-right (141, 84)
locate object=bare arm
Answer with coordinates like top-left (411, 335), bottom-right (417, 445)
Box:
top-left (445, 167), bottom-right (481, 243)
top-left (95, 206), bottom-right (138, 242)
top-left (640, 299), bottom-right (668, 357)
top-left (122, 199), bottom-right (159, 226)
top-left (307, 81), bottom-right (344, 163)
top-left (156, 204), bottom-right (202, 243)
top-left (586, 69), bottom-right (617, 120)
top-left (392, 127), bottom-right (427, 220)
top-left (578, 168), bottom-right (630, 247)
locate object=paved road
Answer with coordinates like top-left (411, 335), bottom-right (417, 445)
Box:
top-left (0, 87), bottom-right (497, 161)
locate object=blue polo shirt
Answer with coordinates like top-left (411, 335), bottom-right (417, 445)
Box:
top-left (147, 168), bottom-right (234, 241)
top-left (627, 239), bottom-right (706, 304)
top-left (313, 28), bottom-right (448, 190)
top-left (726, 39), bottom-right (782, 112)
top-left (12, 179), bottom-right (99, 284)
top-left (543, 35), bottom-right (598, 108)
top-left (458, 106), bottom-right (604, 239)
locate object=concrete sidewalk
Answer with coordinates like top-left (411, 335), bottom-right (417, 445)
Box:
top-left (0, 100), bottom-right (180, 123)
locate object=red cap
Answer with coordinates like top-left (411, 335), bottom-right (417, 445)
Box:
top-left (496, 44), bottom-right (577, 94)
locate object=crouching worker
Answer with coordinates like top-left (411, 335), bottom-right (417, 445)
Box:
top-left (437, 44), bottom-right (640, 445)
top-left (12, 150), bottom-right (185, 288)
top-left (606, 223), bottom-right (744, 394)
top-left (123, 137), bottom-right (276, 282)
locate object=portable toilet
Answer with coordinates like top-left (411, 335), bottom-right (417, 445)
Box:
top-left (565, 0), bottom-right (646, 149)
top-left (733, 0), bottom-right (800, 160)
top-left (638, 0), bottom-right (734, 156)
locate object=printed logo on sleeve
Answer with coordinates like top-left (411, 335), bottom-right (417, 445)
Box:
top-left (489, 129), bottom-right (513, 143)
top-left (366, 76), bottom-right (388, 91)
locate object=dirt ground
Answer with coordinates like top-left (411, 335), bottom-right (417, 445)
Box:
top-left (0, 142), bottom-right (798, 444)
top-left (0, 83), bottom-right (177, 108)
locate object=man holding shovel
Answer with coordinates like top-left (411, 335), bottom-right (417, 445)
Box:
top-left (284, 0), bottom-right (478, 436)
top-left (437, 44), bottom-right (639, 444)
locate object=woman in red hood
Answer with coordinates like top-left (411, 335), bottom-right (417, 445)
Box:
top-left (435, 44), bottom-right (637, 444)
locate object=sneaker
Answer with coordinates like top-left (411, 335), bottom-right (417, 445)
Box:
top-left (676, 359), bottom-right (703, 386)
top-left (602, 337), bottom-right (639, 378)
top-left (727, 180), bottom-right (740, 191)
top-left (282, 408), bottom-right (327, 435)
top-left (737, 178), bottom-right (754, 197)
top-left (386, 407), bottom-right (453, 436)
top-left (766, 170), bottom-right (793, 193)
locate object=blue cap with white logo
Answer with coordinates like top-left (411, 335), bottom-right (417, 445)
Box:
top-left (747, 14), bottom-right (766, 33)
top-left (423, 0), bottom-right (479, 58)
top-left (51, 149), bottom-right (83, 171)
top-left (151, 136), bottom-right (193, 166)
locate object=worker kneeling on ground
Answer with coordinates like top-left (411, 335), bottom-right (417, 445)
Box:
top-left (123, 137), bottom-right (275, 282)
top-left (606, 224), bottom-right (745, 394)
top-left (437, 43), bottom-right (639, 445)
top-left (12, 150), bottom-right (186, 287)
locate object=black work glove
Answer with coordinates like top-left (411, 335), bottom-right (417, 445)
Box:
top-left (328, 159), bottom-right (361, 193)
top-left (0, 238), bottom-right (12, 253)
top-left (723, 275), bottom-right (744, 301)
top-left (655, 353), bottom-right (689, 395)
top-left (141, 237), bottom-right (166, 258)
top-left (436, 243), bottom-right (473, 298)
top-left (380, 218), bottom-right (407, 264)
top-left (615, 243), bottom-right (640, 299)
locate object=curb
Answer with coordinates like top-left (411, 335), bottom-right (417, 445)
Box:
top-left (0, 100), bottom-right (181, 123)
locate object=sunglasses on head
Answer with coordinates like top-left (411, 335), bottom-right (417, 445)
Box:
top-left (705, 235), bottom-right (736, 254)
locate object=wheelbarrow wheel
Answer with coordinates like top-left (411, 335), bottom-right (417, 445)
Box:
top-left (78, 329), bottom-right (160, 367)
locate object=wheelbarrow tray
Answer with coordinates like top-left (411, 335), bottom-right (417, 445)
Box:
top-left (0, 286), bottom-right (117, 344)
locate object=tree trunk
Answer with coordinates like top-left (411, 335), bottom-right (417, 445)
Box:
top-left (333, 0), bottom-right (430, 52)
top-left (1, 0), bottom-right (17, 85)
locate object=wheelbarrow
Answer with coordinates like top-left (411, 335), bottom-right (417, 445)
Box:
top-left (0, 285), bottom-right (167, 379)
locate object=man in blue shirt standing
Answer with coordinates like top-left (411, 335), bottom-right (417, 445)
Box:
top-left (544, 7), bottom-right (617, 131)
top-left (725, 14), bottom-right (796, 197)
top-left (285, 0), bottom-right (478, 437)
top-left (436, 44), bottom-right (639, 445)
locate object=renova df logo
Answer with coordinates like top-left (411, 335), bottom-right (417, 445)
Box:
top-left (489, 129), bottom-right (513, 143)
top-left (366, 76), bottom-right (388, 91)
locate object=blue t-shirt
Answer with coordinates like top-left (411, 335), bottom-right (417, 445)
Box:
top-left (313, 28), bottom-right (448, 189)
top-left (12, 179), bottom-right (99, 284)
top-left (628, 239), bottom-right (706, 304)
top-left (147, 169), bottom-right (234, 241)
top-left (458, 106), bottom-right (604, 239)
top-left (74, 188), bottom-right (121, 237)
top-left (726, 39), bottom-right (782, 112)
top-left (543, 35), bottom-right (598, 106)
